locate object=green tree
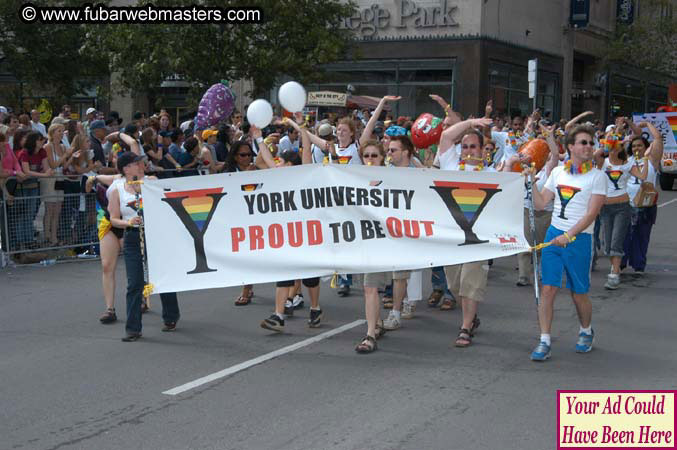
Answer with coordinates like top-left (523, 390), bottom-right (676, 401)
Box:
top-left (606, 0), bottom-right (677, 76)
top-left (82, 0), bottom-right (357, 104)
top-left (0, 0), bottom-right (110, 106)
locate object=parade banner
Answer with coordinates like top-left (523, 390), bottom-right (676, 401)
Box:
top-left (142, 165), bottom-right (530, 294)
top-left (632, 112), bottom-right (677, 171)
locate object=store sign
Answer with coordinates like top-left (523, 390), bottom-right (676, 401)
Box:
top-left (616, 0), bottom-right (634, 24)
top-left (340, 0), bottom-right (460, 38)
top-left (307, 91), bottom-right (347, 107)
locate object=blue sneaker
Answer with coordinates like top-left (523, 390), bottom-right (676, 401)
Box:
top-left (530, 341), bottom-right (551, 361)
top-left (575, 330), bottom-right (594, 353)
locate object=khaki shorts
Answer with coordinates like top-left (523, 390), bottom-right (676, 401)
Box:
top-left (443, 261), bottom-right (489, 302)
top-left (363, 270), bottom-right (411, 288)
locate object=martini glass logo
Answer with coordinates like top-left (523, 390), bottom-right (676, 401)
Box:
top-left (556, 185), bottom-right (581, 220)
top-left (430, 181), bottom-right (502, 245)
top-left (605, 169), bottom-right (623, 190)
top-left (161, 187), bottom-right (227, 274)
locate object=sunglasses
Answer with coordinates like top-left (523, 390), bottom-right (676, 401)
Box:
top-left (462, 144), bottom-right (478, 149)
top-left (237, 153), bottom-right (252, 157)
top-left (362, 153), bottom-right (380, 158)
top-left (576, 140), bottom-right (594, 146)
top-left (387, 148), bottom-right (400, 153)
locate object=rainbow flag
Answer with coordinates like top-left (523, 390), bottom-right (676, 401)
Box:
top-left (164, 188), bottom-right (223, 231)
top-left (668, 116), bottom-right (677, 143)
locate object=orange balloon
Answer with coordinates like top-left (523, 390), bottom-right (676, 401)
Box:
top-left (511, 139), bottom-right (550, 172)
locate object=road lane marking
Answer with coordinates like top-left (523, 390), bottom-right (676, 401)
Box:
top-left (658, 198), bottom-right (677, 208)
top-left (163, 319), bottom-right (366, 396)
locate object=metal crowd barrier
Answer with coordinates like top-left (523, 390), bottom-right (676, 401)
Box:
top-left (1, 175), bottom-right (99, 259)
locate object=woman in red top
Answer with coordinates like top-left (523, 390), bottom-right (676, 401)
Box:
top-left (18, 131), bottom-right (53, 248)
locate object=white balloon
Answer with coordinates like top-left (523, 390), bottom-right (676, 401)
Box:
top-left (278, 81), bottom-right (307, 113)
top-left (246, 99), bottom-right (273, 129)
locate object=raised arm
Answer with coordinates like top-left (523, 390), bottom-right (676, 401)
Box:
top-left (565, 111), bottom-right (594, 133)
top-left (251, 126), bottom-right (276, 169)
top-left (638, 121), bottom-right (664, 169)
top-left (118, 132), bottom-right (141, 155)
top-left (360, 96), bottom-right (401, 146)
top-left (438, 117), bottom-right (493, 155)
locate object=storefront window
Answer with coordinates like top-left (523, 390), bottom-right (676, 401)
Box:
top-left (489, 61), bottom-right (560, 120)
top-left (647, 84), bottom-right (668, 112)
top-left (610, 75), bottom-right (644, 116)
top-left (310, 59), bottom-right (454, 118)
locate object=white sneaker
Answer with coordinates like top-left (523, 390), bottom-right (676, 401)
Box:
top-left (383, 310), bottom-right (401, 330)
top-left (292, 294), bottom-right (304, 309)
top-left (401, 301), bottom-right (416, 319)
top-left (604, 273), bottom-right (620, 290)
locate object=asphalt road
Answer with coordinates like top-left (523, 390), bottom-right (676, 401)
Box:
top-left (2, 190), bottom-right (677, 450)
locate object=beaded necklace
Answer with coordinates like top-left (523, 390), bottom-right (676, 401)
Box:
top-left (564, 160), bottom-right (592, 174)
top-left (458, 157), bottom-right (484, 171)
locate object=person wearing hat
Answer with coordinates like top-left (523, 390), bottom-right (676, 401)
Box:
top-left (200, 129), bottom-right (221, 173)
top-left (83, 107), bottom-right (97, 136)
top-left (309, 122), bottom-right (334, 163)
top-left (107, 149), bottom-right (181, 341)
top-left (89, 120), bottom-right (116, 174)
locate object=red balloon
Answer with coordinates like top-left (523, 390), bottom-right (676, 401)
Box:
top-left (411, 113), bottom-right (443, 149)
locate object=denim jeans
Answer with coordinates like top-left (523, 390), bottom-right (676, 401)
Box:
top-left (600, 202), bottom-right (632, 257)
top-left (16, 186), bottom-right (40, 246)
top-left (123, 228), bottom-right (180, 334)
top-left (338, 274), bottom-right (353, 287)
top-left (622, 205), bottom-right (657, 272)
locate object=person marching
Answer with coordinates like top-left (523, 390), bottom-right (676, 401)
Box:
top-left (436, 116), bottom-right (494, 347)
top-left (594, 128), bottom-right (649, 290)
top-left (529, 125), bottom-right (607, 361)
top-left (108, 148), bottom-right (180, 342)
top-left (257, 115), bottom-right (323, 332)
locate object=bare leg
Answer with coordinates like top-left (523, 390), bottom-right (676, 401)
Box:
top-left (538, 285), bottom-right (559, 334)
top-left (391, 279), bottom-right (407, 312)
top-left (100, 232), bottom-right (121, 310)
top-left (610, 256), bottom-right (621, 274)
top-left (364, 286), bottom-right (380, 338)
top-left (306, 285), bottom-right (320, 309)
top-left (274, 287), bottom-right (287, 316)
top-left (571, 293), bottom-right (592, 328)
top-left (460, 297), bottom-right (479, 330)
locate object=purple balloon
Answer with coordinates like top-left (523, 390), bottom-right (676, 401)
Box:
top-left (197, 82), bottom-right (236, 129)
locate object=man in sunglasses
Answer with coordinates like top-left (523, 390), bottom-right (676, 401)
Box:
top-left (529, 124), bottom-right (606, 362)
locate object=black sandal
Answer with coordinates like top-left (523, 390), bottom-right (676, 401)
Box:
top-left (470, 315), bottom-right (480, 336)
top-left (355, 335), bottom-right (377, 353)
top-left (455, 329), bottom-right (472, 347)
top-left (375, 319), bottom-right (387, 340)
top-left (99, 308), bottom-right (117, 324)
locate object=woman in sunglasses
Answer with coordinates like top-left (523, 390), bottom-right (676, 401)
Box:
top-left (593, 128), bottom-right (648, 290)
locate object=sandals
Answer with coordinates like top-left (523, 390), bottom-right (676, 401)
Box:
top-left (455, 329), bottom-right (472, 347)
top-left (382, 296), bottom-right (393, 310)
top-left (234, 295), bottom-right (251, 306)
top-left (439, 298), bottom-right (457, 311)
top-left (470, 315), bottom-right (481, 334)
top-left (427, 289), bottom-right (443, 307)
top-left (355, 335), bottom-right (377, 353)
top-left (99, 308), bottom-right (117, 324)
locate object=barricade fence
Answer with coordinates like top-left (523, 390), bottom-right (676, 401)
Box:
top-left (0, 168), bottom-right (215, 259)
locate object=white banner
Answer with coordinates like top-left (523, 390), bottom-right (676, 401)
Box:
top-left (142, 165), bottom-right (530, 294)
top-left (632, 112), bottom-right (677, 172)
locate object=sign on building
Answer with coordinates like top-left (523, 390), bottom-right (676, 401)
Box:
top-left (307, 91), bottom-right (348, 107)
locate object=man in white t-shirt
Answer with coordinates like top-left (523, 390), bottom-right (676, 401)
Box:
top-left (529, 124), bottom-right (606, 362)
top-left (277, 126), bottom-right (300, 153)
top-left (30, 109), bottom-right (47, 137)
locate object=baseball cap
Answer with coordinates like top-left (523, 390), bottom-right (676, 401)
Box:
top-left (116, 151), bottom-right (146, 173)
top-left (86, 107), bottom-right (96, 116)
top-left (89, 120), bottom-right (106, 131)
top-left (605, 124), bottom-right (616, 133)
top-left (202, 129), bottom-right (218, 140)
top-left (317, 123), bottom-right (333, 138)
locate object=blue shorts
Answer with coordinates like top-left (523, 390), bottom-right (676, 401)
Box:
top-left (541, 226), bottom-right (593, 294)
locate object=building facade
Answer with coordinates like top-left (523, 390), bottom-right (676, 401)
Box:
top-left (306, 0), bottom-right (673, 122)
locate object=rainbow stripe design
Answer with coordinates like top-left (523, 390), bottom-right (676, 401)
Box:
top-left (606, 169), bottom-right (623, 189)
top-left (668, 116), bottom-right (677, 143)
top-left (338, 155), bottom-right (352, 164)
top-left (164, 188), bottom-right (223, 231)
top-left (433, 181), bottom-right (500, 223)
top-left (126, 198), bottom-right (142, 212)
top-left (241, 183), bottom-right (263, 192)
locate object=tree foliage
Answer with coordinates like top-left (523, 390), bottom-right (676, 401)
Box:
top-left (0, 0), bottom-right (110, 103)
top-left (606, 0), bottom-right (677, 77)
top-left (81, 0), bottom-right (357, 103)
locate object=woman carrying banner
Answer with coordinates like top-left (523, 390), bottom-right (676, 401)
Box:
top-left (256, 115), bottom-right (324, 332)
top-left (529, 125), bottom-right (606, 361)
top-left (622, 122), bottom-right (663, 275)
top-left (108, 139), bottom-right (180, 341)
top-left (436, 117), bottom-right (493, 347)
top-left (593, 128), bottom-right (649, 290)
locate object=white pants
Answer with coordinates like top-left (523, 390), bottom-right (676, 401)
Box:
top-left (406, 270), bottom-right (423, 303)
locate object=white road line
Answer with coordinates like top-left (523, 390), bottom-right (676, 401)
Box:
top-left (163, 319), bottom-right (366, 396)
top-left (658, 198), bottom-right (677, 208)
